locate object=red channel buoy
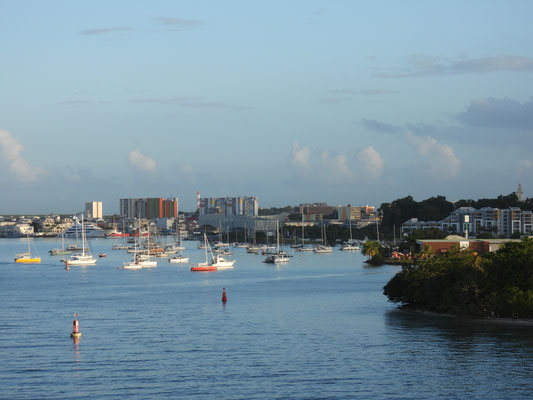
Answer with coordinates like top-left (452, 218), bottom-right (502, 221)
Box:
top-left (222, 288), bottom-right (227, 303)
top-left (71, 313), bottom-right (82, 338)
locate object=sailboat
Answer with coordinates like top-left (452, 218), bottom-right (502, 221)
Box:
top-left (138, 224), bottom-right (157, 267)
top-left (15, 234), bottom-right (41, 264)
top-left (123, 232), bottom-right (143, 269)
top-left (264, 220), bottom-right (290, 263)
top-left (168, 231), bottom-right (189, 263)
top-left (63, 215), bottom-right (97, 265)
top-left (294, 211), bottom-right (313, 252)
top-left (191, 233), bottom-right (217, 271)
top-left (49, 229), bottom-right (72, 255)
top-left (341, 214), bottom-right (360, 251)
top-left (247, 226), bottom-right (261, 253)
top-left (314, 224), bottom-right (332, 253)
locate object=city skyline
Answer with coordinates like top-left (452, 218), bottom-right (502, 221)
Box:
top-left (1, 1), bottom-right (533, 214)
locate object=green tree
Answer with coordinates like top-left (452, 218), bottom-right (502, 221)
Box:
top-left (384, 238), bottom-right (533, 318)
top-left (362, 240), bottom-right (382, 258)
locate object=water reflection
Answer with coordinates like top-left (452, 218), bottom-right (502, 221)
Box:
top-left (385, 308), bottom-right (533, 347)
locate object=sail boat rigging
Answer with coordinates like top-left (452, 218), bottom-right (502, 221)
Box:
top-left (15, 234), bottom-right (41, 264)
top-left (264, 220), bottom-right (290, 263)
top-left (63, 214), bottom-right (97, 265)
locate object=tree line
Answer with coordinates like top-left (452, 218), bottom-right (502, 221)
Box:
top-left (383, 238), bottom-right (533, 319)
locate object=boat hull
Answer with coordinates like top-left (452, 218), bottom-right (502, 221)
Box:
top-left (169, 257), bottom-right (189, 263)
top-left (66, 259), bottom-right (97, 265)
top-left (15, 257), bottom-right (41, 264)
top-left (191, 264), bottom-right (217, 272)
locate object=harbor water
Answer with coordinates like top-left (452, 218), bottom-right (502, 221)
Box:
top-left (1, 238), bottom-right (532, 399)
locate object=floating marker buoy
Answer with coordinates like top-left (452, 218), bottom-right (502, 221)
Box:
top-left (71, 313), bottom-right (82, 338)
top-left (222, 288), bottom-right (227, 303)
top-left (65, 261), bottom-right (69, 270)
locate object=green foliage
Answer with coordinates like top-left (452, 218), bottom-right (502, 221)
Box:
top-left (258, 206), bottom-right (294, 216)
top-left (477, 232), bottom-right (495, 239)
top-left (362, 240), bottom-right (382, 258)
top-left (380, 195), bottom-right (454, 229)
top-left (383, 239), bottom-right (533, 319)
top-left (455, 192), bottom-right (528, 211)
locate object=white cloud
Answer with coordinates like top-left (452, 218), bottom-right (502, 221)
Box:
top-left (0, 130), bottom-right (46, 183)
top-left (407, 133), bottom-right (461, 176)
top-left (128, 148), bottom-right (156, 172)
top-left (288, 143), bottom-right (384, 183)
top-left (358, 146), bottom-right (384, 178)
top-left (289, 143), bottom-right (311, 175)
top-left (320, 150), bottom-right (353, 179)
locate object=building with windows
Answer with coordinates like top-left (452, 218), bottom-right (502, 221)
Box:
top-left (198, 196), bottom-right (258, 217)
top-left (120, 198), bottom-right (179, 219)
top-left (401, 206), bottom-right (533, 238)
top-left (85, 201), bottom-right (103, 219)
top-left (337, 205), bottom-right (378, 223)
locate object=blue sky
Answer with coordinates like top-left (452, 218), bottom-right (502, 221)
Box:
top-left (1, 1), bottom-right (533, 214)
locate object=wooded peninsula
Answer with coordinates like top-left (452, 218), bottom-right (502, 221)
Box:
top-left (383, 238), bottom-right (533, 319)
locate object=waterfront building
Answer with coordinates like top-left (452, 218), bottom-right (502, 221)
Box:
top-left (401, 206), bottom-right (533, 238)
top-left (198, 196), bottom-right (258, 217)
top-left (337, 205), bottom-right (378, 223)
top-left (120, 198), bottom-right (179, 219)
top-left (85, 201), bottom-right (103, 220)
top-left (0, 222), bottom-right (34, 237)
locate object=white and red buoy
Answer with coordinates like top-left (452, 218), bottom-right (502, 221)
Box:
top-left (71, 313), bottom-right (82, 338)
top-left (222, 288), bottom-right (227, 303)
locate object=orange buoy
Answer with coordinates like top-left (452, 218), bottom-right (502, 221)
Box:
top-left (222, 288), bottom-right (227, 303)
top-left (65, 261), bottom-right (69, 270)
top-left (71, 313), bottom-right (82, 338)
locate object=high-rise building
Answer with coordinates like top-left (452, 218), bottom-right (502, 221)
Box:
top-left (198, 196), bottom-right (258, 217)
top-left (85, 201), bottom-right (103, 219)
top-left (120, 198), bottom-right (178, 219)
top-left (337, 205), bottom-right (377, 222)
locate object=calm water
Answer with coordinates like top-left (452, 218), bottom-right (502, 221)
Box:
top-left (1, 238), bottom-right (532, 399)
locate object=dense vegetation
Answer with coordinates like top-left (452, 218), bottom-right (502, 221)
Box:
top-left (383, 238), bottom-right (533, 319)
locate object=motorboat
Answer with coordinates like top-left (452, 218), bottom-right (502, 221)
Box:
top-left (169, 255), bottom-right (190, 263)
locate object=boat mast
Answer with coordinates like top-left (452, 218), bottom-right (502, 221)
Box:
top-left (301, 210), bottom-right (305, 246)
top-left (276, 220), bottom-right (280, 255)
top-left (81, 214), bottom-right (86, 256)
top-left (349, 205), bottom-right (353, 242)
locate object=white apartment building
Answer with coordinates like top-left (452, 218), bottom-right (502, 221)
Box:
top-left (401, 206), bottom-right (533, 238)
top-left (86, 201), bottom-right (103, 219)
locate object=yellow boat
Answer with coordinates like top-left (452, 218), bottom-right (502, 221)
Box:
top-left (15, 253), bottom-right (41, 263)
top-left (15, 235), bottom-right (41, 264)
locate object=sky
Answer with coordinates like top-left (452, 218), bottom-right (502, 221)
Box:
top-left (1, 0), bottom-right (533, 214)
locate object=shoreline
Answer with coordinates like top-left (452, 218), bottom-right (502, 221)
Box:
top-left (396, 306), bottom-right (533, 326)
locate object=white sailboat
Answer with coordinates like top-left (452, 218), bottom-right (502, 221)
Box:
top-left (264, 220), bottom-right (290, 263)
top-left (139, 225), bottom-right (157, 268)
top-left (64, 215), bottom-right (97, 265)
top-left (314, 224), bottom-right (332, 253)
top-left (341, 214), bottom-right (360, 251)
top-left (294, 211), bottom-right (313, 252)
top-left (168, 232), bottom-right (189, 263)
top-left (191, 234), bottom-right (217, 271)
